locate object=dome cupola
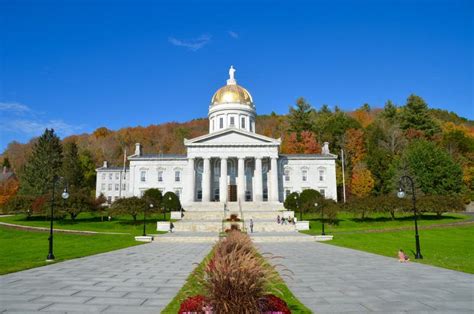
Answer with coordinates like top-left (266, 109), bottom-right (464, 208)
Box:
top-left (208, 66), bottom-right (256, 134)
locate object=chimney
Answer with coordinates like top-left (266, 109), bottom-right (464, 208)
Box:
top-left (135, 143), bottom-right (142, 156)
top-left (103, 161), bottom-right (108, 168)
top-left (322, 142), bottom-right (330, 155)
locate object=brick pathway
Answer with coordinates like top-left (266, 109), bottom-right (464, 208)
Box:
top-left (0, 242), bottom-right (212, 313)
top-left (258, 242), bottom-right (474, 313)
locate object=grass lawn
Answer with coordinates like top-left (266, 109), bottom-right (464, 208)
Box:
top-left (300, 211), bottom-right (470, 235)
top-left (0, 226), bottom-right (143, 275)
top-left (0, 212), bottom-right (171, 235)
top-left (163, 249), bottom-right (312, 313)
top-left (325, 224), bottom-right (474, 274)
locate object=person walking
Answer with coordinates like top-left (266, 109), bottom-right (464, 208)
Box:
top-left (249, 219), bottom-right (254, 233)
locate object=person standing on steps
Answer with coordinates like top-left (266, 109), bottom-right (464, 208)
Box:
top-left (249, 219), bottom-right (254, 233)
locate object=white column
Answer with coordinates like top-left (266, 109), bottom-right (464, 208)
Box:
top-left (187, 158), bottom-right (195, 203)
top-left (238, 158), bottom-right (245, 202)
top-left (270, 157), bottom-right (279, 202)
top-left (254, 157), bottom-right (263, 202)
top-left (202, 158), bottom-right (211, 202)
top-left (219, 157), bottom-right (228, 203)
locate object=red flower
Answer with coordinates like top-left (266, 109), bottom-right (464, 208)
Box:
top-left (178, 295), bottom-right (207, 314)
top-left (260, 294), bottom-right (291, 314)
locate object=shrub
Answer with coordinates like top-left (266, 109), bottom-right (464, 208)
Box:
top-left (226, 213), bottom-right (241, 222)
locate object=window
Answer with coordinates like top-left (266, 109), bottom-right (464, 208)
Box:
top-left (115, 184), bottom-right (119, 191)
top-left (115, 173), bottom-right (119, 180)
top-left (114, 196), bottom-right (119, 201)
top-left (140, 171), bottom-right (146, 182)
top-left (263, 188), bottom-right (268, 201)
top-left (302, 170), bottom-right (308, 182)
top-left (107, 196), bottom-right (112, 204)
top-left (158, 170), bottom-right (163, 182)
top-left (109, 173), bottom-right (113, 180)
top-left (284, 169), bottom-right (290, 182)
top-left (319, 169), bottom-right (325, 181)
top-left (175, 170), bottom-right (181, 182)
top-left (108, 184), bottom-right (112, 191)
top-left (249, 120), bottom-right (253, 132)
top-left (241, 117), bottom-right (245, 129)
top-left (319, 189), bottom-right (326, 197)
top-left (102, 173), bottom-right (106, 180)
top-left (101, 183), bottom-right (105, 191)
top-left (123, 173), bottom-right (127, 180)
top-left (174, 189), bottom-right (181, 199)
top-left (219, 117), bottom-right (224, 129)
top-left (122, 184), bottom-right (126, 190)
top-left (230, 117), bottom-right (235, 126)
top-left (197, 190), bottom-right (202, 200)
top-left (285, 189), bottom-right (291, 199)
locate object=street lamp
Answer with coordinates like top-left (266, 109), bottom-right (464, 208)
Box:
top-left (316, 202), bottom-right (325, 235)
top-left (397, 175), bottom-right (423, 259)
top-left (144, 203), bottom-right (153, 236)
top-left (47, 177), bottom-right (69, 262)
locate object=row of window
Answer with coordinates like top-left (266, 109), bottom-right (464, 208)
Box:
top-left (101, 183), bottom-right (127, 191)
top-left (285, 188), bottom-right (326, 198)
top-left (284, 169), bottom-right (326, 182)
top-left (140, 170), bottom-right (181, 182)
top-left (101, 172), bottom-right (126, 181)
top-left (211, 116), bottom-right (254, 132)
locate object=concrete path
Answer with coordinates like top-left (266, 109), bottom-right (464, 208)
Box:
top-left (258, 242), bottom-right (474, 313)
top-left (0, 242), bottom-right (212, 313)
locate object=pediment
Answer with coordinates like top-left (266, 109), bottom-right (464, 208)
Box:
top-left (185, 129), bottom-right (281, 146)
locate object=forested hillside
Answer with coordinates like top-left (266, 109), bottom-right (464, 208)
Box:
top-left (1, 93), bottom-right (473, 205)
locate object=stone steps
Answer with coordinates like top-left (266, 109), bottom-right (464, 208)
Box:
top-left (183, 202), bottom-right (285, 212)
top-left (173, 220), bottom-right (296, 232)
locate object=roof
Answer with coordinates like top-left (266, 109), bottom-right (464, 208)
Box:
top-left (280, 154), bottom-right (338, 160)
top-left (96, 167), bottom-right (130, 171)
top-left (128, 154), bottom-right (187, 161)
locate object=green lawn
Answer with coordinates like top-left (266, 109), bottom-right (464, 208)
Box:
top-left (163, 249), bottom-right (312, 313)
top-left (300, 211), bottom-right (470, 235)
top-left (325, 224), bottom-right (474, 274)
top-left (0, 212), bottom-right (171, 235)
top-left (0, 226), bottom-right (143, 275)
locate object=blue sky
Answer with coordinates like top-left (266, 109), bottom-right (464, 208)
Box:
top-left (1, 0), bottom-right (472, 152)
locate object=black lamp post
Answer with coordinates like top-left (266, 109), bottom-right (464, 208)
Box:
top-left (47, 177), bottom-right (69, 262)
top-left (143, 203), bottom-right (153, 236)
top-left (397, 175), bottom-right (423, 259)
top-left (317, 202), bottom-right (325, 235)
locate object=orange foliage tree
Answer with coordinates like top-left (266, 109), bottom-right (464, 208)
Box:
top-left (0, 178), bottom-right (19, 206)
top-left (344, 128), bottom-right (366, 165)
top-left (350, 164), bottom-right (375, 198)
top-left (282, 131), bottom-right (321, 154)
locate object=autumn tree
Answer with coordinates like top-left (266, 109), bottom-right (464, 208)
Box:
top-left (350, 164), bottom-right (375, 198)
top-left (20, 129), bottom-right (63, 196)
top-left (344, 128), bottom-right (366, 165)
top-left (282, 131), bottom-right (321, 154)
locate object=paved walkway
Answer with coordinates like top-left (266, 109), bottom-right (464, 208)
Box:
top-left (258, 242), bottom-right (474, 313)
top-left (0, 242), bottom-right (212, 313)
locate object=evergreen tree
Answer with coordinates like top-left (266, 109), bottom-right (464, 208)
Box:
top-left (62, 142), bottom-right (84, 189)
top-left (20, 129), bottom-right (63, 196)
top-left (399, 94), bottom-right (440, 136)
top-left (78, 150), bottom-right (97, 189)
top-left (288, 97), bottom-right (313, 136)
top-left (381, 100), bottom-right (397, 121)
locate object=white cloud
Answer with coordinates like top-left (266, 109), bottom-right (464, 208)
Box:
top-left (228, 31), bottom-right (239, 39)
top-left (3, 119), bottom-right (83, 136)
top-left (0, 102), bottom-right (31, 113)
top-left (168, 34), bottom-right (212, 51)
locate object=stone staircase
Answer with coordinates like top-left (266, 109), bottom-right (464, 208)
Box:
top-left (167, 202), bottom-right (297, 233)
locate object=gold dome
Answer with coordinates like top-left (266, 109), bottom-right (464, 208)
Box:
top-left (211, 84), bottom-right (253, 106)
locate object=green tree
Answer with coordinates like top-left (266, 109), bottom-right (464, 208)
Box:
top-left (162, 191), bottom-right (181, 219)
top-left (366, 147), bottom-right (396, 195)
top-left (283, 192), bottom-right (299, 212)
top-left (78, 150), bottom-right (97, 190)
top-left (401, 140), bottom-right (463, 195)
top-left (20, 129), bottom-right (63, 196)
top-left (299, 189), bottom-right (324, 220)
top-left (381, 100), bottom-right (397, 122)
top-left (288, 97), bottom-right (313, 136)
top-left (60, 188), bottom-right (93, 221)
top-left (399, 94), bottom-right (440, 136)
top-left (110, 196), bottom-right (146, 222)
top-left (62, 142), bottom-right (84, 189)
top-left (143, 188), bottom-right (162, 212)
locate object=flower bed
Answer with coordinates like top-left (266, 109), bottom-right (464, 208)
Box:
top-left (178, 231), bottom-right (291, 313)
top-left (225, 213), bottom-right (241, 222)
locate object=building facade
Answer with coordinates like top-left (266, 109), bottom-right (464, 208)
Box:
top-left (96, 67), bottom-right (338, 205)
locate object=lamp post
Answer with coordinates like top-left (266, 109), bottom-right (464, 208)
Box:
top-left (397, 175), bottom-right (422, 259)
top-left (47, 177), bottom-right (69, 262)
top-left (316, 202), bottom-right (325, 235)
top-left (144, 203), bottom-right (153, 236)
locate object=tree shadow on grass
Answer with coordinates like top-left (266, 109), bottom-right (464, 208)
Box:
top-left (350, 214), bottom-right (463, 223)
